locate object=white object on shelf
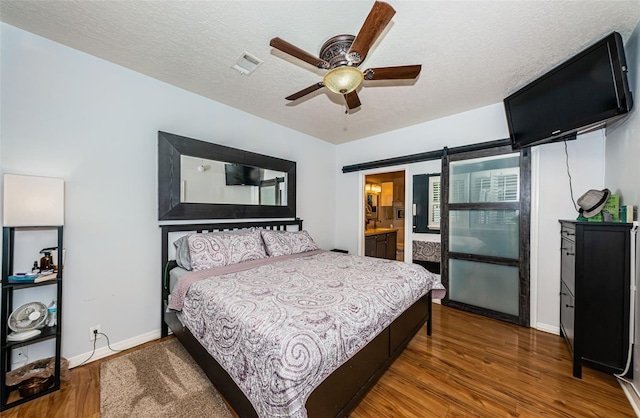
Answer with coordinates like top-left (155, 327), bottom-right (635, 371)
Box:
top-left (8, 302), bottom-right (48, 332)
top-left (47, 300), bottom-right (57, 327)
top-left (34, 273), bottom-right (57, 283)
top-left (7, 329), bottom-right (41, 342)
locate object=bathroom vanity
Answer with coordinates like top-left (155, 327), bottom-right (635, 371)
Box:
top-left (364, 229), bottom-right (397, 260)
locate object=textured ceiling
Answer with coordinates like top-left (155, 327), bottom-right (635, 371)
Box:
top-left (1, 1), bottom-right (639, 144)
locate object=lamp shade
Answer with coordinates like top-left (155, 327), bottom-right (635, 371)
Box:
top-left (3, 174), bottom-right (64, 226)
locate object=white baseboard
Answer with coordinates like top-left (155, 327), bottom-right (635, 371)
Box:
top-left (619, 378), bottom-right (640, 417)
top-left (68, 329), bottom-right (161, 368)
top-left (535, 322), bottom-right (559, 335)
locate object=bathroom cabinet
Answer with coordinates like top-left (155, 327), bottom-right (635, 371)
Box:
top-left (365, 230), bottom-right (397, 260)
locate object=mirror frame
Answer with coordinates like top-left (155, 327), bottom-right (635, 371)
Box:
top-left (158, 131), bottom-right (296, 220)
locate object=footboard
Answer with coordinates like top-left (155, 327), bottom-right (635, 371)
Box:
top-left (306, 292), bottom-right (432, 417)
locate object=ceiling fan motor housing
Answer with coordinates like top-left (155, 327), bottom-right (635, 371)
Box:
top-left (320, 35), bottom-right (363, 68)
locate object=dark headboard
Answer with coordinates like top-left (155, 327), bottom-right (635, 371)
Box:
top-left (160, 218), bottom-right (303, 336)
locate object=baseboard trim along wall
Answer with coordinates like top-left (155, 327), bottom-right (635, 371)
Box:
top-left (68, 329), bottom-right (161, 368)
top-left (66, 319), bottom-right (557, 368)
top-left (619, 379), bottom-right (640, 417)
top-left (535, 323), bottom-right (560, 335)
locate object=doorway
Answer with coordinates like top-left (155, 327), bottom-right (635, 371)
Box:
top-left (364, 171), bottom-right (405, 261)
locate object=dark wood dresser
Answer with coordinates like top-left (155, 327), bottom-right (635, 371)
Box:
top-left (559, 220), bottom-right (632, 378)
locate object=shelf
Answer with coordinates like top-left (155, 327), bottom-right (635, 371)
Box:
top-left (4, 381), bottom-right (61, 410)
top-left (3, 326), bottom-right (58, 350)
top-left (2, 278), bottom-right (61, 289)
top-left (1, 226), bottom-right (64, 411)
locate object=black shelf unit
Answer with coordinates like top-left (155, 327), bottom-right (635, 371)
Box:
top-left (1, 226), bottom-right (63, 410)
top-left (559, 220), bottom-right (632, 378)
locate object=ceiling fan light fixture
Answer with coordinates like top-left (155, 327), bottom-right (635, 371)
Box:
top-left (323, 66), bottom-right (364, 95)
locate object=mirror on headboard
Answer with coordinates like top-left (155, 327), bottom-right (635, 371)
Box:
top-left (158, 131), bottom-right (296, 220)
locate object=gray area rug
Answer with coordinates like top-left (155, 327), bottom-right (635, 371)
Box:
top-left (100, 338), bottom-right (233, 418)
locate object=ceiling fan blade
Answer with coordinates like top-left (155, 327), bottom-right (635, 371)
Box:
top-left (270, 37), bottom-right (330, 69)
top-left (363, 65), bottom-right (422, 80)
top-left (344, 91), bottom-right (362, 110)
top-left (347, 1), bottom-right (396, 63)
top-left (285, 82), bottom-right (325, 101)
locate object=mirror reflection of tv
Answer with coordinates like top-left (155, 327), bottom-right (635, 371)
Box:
top-left (224, 164), bottom-right (261, 186)
top-left (504, 31), bottom-right (633, 149)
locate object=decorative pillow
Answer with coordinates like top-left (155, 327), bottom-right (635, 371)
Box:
top-left (173, 236), bottom-right (193, 271)
top-left (188, 230), bottom-right (267, 271)
top-left (260, 230), bottom-right (320, 257)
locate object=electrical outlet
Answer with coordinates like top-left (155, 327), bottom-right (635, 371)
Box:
top-left (89, 325), bottom-right (102, 341)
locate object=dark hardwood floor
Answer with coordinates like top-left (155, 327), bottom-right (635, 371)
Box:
top-left (2, 304), bottom-right (634, 417)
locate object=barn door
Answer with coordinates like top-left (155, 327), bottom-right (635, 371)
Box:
top-left (441, 146), bottom-right (530, 326)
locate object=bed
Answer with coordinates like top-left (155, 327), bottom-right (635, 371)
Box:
top-left (161, 219), bottom-right (445, 418)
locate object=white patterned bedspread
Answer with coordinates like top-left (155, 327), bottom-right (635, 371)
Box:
top-left (172, 251), bottom-right (445, 418)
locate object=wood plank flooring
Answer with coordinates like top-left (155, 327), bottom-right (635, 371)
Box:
top-left (2, 304), bottom-right (634, 418)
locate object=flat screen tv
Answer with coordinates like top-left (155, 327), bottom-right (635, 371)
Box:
top-left (504, 31), bottom-right (633, 149)
top-left (224, 164), bottom-right (261, 186)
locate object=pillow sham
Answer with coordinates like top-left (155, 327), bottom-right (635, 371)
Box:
top-left (260, 230), bottom-right (320, 257)
top-left (173, 227), bottom-right (257, 270)
top-left (173, 236), bottom-right (193, 271)
top-left (188, 230), bottom-right (267, 271)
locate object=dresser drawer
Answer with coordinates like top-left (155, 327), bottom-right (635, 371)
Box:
top-left (560, 237), bottom-right (576, 294)
top-left (560, 282), bottom-right (575, 353)
top-left (560, 223), bottom-right (576, 242)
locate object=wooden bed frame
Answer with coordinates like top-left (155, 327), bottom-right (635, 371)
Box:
top-left (161, 219), bottom-right (434, 418)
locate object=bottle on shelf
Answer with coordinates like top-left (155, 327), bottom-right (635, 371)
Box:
top-left (47, 300), bottom-right (57, 327)
top-left (40, 251), bottom-right (53, 271)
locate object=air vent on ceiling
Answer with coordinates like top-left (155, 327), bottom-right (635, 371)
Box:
top-left (231, 52), bottom-right (263, 75)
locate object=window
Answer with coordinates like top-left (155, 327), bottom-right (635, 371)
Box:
top-left (413, 173), bottom-right (440, 233)
top-left (428, 175), bottom-right (441, 230)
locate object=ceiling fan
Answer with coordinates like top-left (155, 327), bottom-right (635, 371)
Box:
top-left (269, 1), bottom-right (421, 111)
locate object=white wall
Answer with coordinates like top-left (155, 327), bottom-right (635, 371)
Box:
top-left (604, 20), bottom-right (640, 404)
top-left (531, 131), bottom-right (605, 332)
top-left (335, 103), bottom-right (607, 331)
top-left (0, 24), bottom-right (336, 364)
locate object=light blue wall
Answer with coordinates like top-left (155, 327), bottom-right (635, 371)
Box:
top-left (605, 19), bottom-right (640, 401)
top-left (0, 23), bottom-right (336, 364)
